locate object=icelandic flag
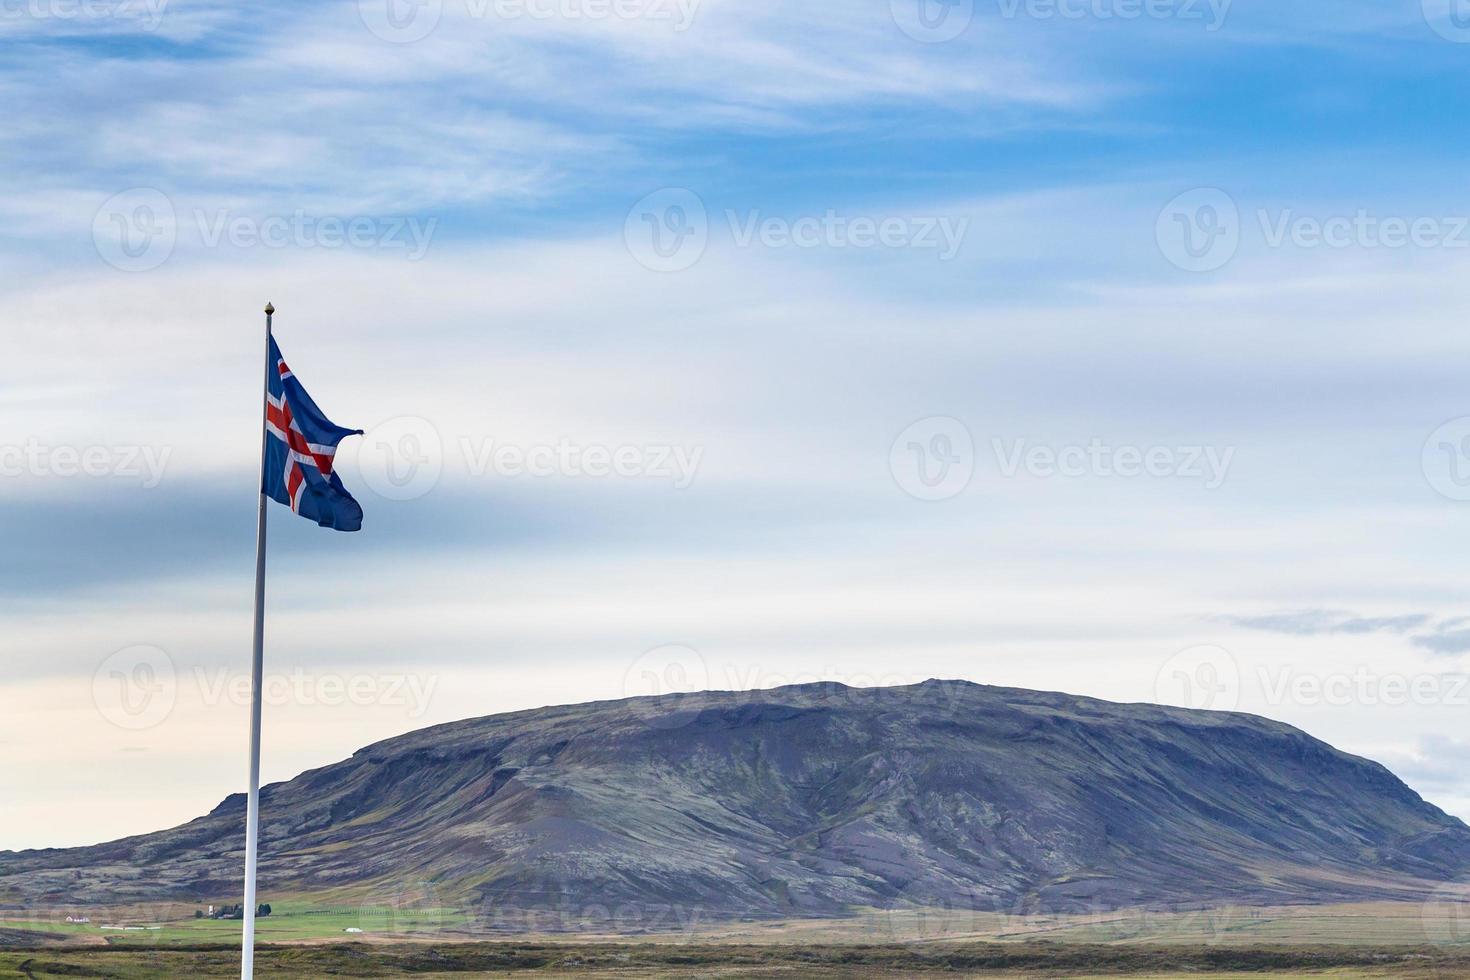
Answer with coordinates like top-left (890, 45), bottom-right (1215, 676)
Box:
top-left (263, 336), bottom-right (364, 532)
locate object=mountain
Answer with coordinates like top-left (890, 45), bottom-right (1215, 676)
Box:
top-left (4, 680), bottom-right (1468, 924)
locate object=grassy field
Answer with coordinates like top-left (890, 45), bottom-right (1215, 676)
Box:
top-left (0, 899), bottom-right (467, 946)
top-left (3, 941), bottom-right (1470, 978)
top-left (5, 899), bottom-right (1468, 947)
top-left (3, 901), bottom-right (1468, 977)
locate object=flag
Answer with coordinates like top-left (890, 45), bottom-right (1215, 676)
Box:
top-left (263, 336), bottom-right (364, 531)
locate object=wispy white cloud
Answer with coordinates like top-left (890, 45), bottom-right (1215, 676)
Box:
top-left (1221, 610), bottom-right (1433, 637)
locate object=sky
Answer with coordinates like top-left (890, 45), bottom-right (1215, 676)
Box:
top-left (4, 0), bottom-right (1470, 851)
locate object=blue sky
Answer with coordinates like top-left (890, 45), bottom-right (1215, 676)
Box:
top-left (5, 0), bottom-right (1470, 850)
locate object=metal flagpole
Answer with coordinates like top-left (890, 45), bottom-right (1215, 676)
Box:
top-left (241, 301), bottom-right (273, 979)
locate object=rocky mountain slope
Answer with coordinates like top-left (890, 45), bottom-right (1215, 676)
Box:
top-left (4, 681), bottom-right (1468, 922)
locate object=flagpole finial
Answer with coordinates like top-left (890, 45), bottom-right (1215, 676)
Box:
top-left (264, 302), bottom-right (275, 316)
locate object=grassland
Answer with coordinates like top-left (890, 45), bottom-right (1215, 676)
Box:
top-left (5, 899), bottom-right (1467, 947)
top-left (3, 900), bottom-right (1468, 976)
top-left (3, 940), bottom-right (1470, 978)
top-left (0, 899), bottom-right (467, 946)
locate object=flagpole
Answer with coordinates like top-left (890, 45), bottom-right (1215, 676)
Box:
top-left (241, 301), bottom-right (273, 980)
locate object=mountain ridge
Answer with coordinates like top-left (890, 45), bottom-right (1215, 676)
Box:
top-left (3, 679), bottom-right (1467, 922)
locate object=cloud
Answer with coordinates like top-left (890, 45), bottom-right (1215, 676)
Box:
top-left (1221, 610), bottom-right (1431, 637)
top-left (1377, 736), bottom-right (1470, 799)
top-left (0, 0), bottom-right (1106, 248)
top-left (1222, 610), bottom-right (1470, 658)
top-left (1411, 628), bottom-right (1470, 656)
